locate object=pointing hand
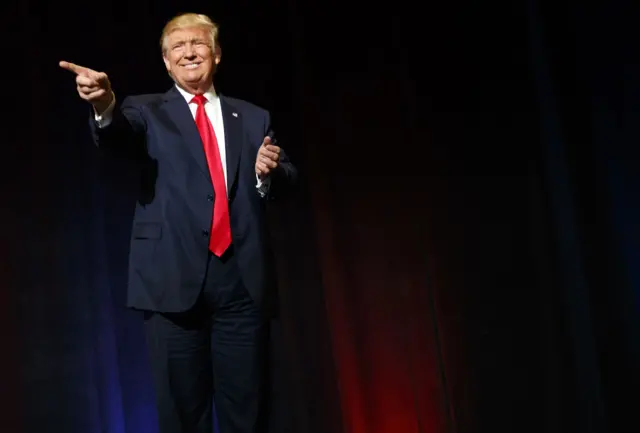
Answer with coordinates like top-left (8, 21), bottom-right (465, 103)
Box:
top-left (255, 136), bottom-right (281, 179)
top-left (60, 60), bottom-right (114, 114)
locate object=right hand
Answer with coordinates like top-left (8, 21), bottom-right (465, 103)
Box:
top-left (59, 60), bottom-right (114, 114)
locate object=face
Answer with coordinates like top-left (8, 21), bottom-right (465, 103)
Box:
top-left (163, 26), bottom-right (221, 94)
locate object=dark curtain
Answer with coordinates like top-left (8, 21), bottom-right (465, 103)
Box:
top-left (527, 2), bottom-right (640, 432)
top-left (3, 1), bottom-right (638, 433)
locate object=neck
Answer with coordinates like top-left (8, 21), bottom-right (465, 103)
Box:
top-left (177, 80), bottom-right (213, 95)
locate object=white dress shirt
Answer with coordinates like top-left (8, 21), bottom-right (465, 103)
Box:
top-left (95, 85), bottom-right (270, 196)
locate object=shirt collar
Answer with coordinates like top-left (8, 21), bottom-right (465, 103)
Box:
top-left (175, 83), bottom-right (218, 105)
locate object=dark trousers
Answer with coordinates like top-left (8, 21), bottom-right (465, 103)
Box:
top-left (144, 247), bottom-right (266, 433)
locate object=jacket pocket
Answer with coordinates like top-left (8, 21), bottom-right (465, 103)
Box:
top-left (132, 222), bottom-right (163, 240)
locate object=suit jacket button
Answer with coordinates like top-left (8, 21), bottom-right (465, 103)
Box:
top-left (207, 194), bottom-right (213, 202)
top-left (202, 229), bottom-right (209, 237)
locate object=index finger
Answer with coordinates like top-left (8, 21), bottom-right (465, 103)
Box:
top-left (59, 60), bottom-right (90, 76)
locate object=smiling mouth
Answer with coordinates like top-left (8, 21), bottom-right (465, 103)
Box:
top-left (182, 63), bottom-right (201, 69)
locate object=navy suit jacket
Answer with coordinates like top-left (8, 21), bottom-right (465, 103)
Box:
top-left (90, 85), bottom-right (297, 314)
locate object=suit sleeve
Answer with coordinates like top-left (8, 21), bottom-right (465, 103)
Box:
top-left (89, 96), bottom-right (147, 160)
top-left (262, 111), bottom-right (299, 201)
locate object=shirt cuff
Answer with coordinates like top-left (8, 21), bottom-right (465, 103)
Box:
top-left (256, 174), bottom-right (272, 197)
top-left (94, 92), bottom-right (116, 128)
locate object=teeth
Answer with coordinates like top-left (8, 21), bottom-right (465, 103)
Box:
top-left (184, 64), bottom-right (199, 69)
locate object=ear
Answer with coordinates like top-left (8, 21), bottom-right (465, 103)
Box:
top-left (214, 45), bottom-right (222, 65)
top-left (162, 53), bottom-right (171, 72)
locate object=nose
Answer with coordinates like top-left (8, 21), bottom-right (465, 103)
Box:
top-left (184, 43), bottom-right (196, 58)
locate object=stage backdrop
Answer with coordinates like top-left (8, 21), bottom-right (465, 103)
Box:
top-left (2, 1), bottom-right (638, 433)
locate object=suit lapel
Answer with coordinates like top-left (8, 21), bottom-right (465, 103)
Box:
top-left (160, 88), bottom-right (244, 195)
top-left (161, 87), bottom-right (211, 180)
top-left (220, 95), bottom-right (243, 193)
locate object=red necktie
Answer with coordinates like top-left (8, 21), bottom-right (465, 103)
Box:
top-left (191, 94), bottom-right (231, 256)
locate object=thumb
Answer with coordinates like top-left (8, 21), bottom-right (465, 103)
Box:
top-left (94, 71), bottom-right (109, 84)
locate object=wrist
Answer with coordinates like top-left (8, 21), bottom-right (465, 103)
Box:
top-left (94, 91), bottom-right (114, 116)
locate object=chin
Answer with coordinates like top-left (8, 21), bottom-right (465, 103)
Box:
top-left (183, 73), bottom-right (203, 81)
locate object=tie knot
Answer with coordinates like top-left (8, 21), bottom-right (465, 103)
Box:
top-left (191, 94), bottom-right (207, 106)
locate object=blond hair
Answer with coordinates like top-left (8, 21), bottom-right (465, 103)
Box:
top-left (160, 13), bottom-right (219, 53)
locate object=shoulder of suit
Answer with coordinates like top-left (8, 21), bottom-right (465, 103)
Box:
top-left (122, 93), bottom-right (270, 118)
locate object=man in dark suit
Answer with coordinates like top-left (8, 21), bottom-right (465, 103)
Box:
top-left (60, 12), bottom-right (297, 433)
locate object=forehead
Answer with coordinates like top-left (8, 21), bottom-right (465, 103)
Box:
top-left (166, 26), bottom-right (210, 42)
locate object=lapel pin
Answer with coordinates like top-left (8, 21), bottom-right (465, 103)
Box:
top-left (232, 112), bottom-right (238, 117)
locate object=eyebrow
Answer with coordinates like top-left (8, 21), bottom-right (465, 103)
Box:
top-left (173, 38), bottom-right (208, 45)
